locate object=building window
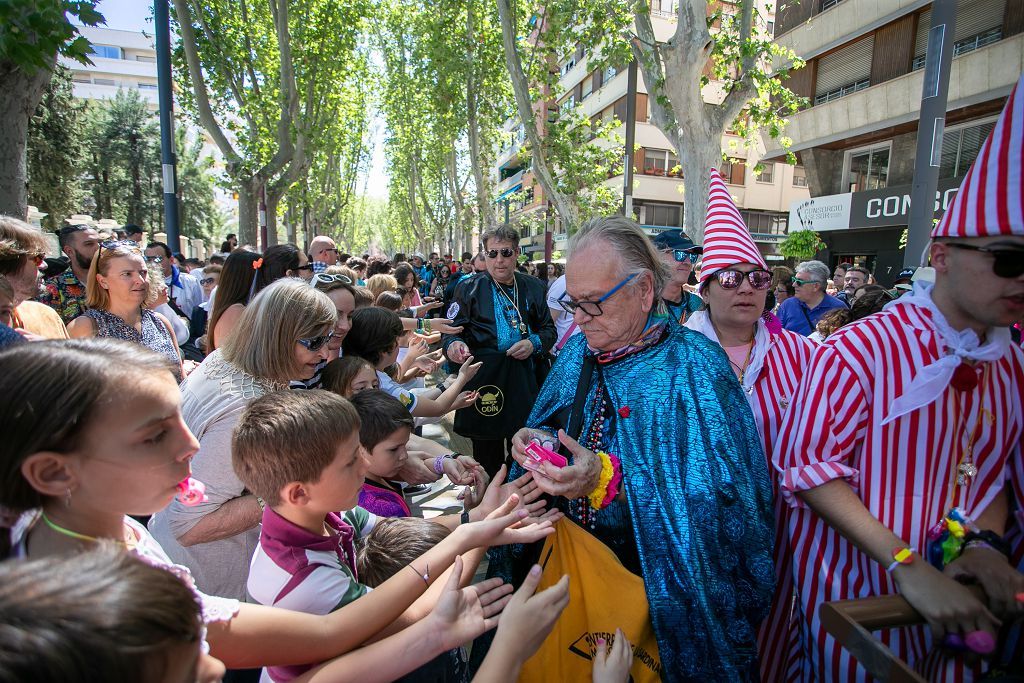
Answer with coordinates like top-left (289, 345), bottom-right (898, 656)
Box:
top-left (137, 83), bottom-right (158, 90)
top-left (814, 35), bottom-right (873, 105)
top-left (913, 28), bottom-right (1003, 70)
top-left (940, 118), bottom-right (997, 179)
top-left (581, 75), bottom-right (593, 100)
top-left (562, 93), bottom-right (576, 111)
top-left (651, 0), bottom-right (679, 14)
top-left (721, 160), bottom-right (746, 185)
top-left (820, 0), bottom-right (844, 11)
top-left (645, 148), bottom-right (679, 176)
top-left (91, 44), bottom-right (122, 60)
top-left (93, 78), bottom-right (117, 86)
top-left (644, 203), bottom-right (683, 227)
top-left (766, 20), bottom-right (775, 36)
top-left (561, 54), bottom-right (577, 76)
top-left (135, 55), bottom-right (156, 63)
top-left (742, 211), bottom-right (789, 234)
top-left (755, 164), bottom-right (775, 184)
top-left (72, 75), bottom-right (91, 84)
top-left (604, 64), bottom-right (618, 82)
top-left (793, 165), bottom-right (808, 187)
top-left (844, 143), bottom-right (890, 192)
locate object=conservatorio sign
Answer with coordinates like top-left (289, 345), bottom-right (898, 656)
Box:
top-left (788, 176), bottom-right (964, 232)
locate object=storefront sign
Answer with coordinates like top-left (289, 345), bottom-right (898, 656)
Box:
top-left (788, 195), bottom-right (853, 232)
top-left (789, 176), bottom-right (964, 231)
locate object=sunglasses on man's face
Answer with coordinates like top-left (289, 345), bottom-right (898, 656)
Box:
top-left (145, 255), bottom-right (164, 264)
top-left (792, 277), bottom-right (818, 287)
top-left (297, 333), bottom-right (336, 352)
top-left (669, 249), bottom-right (700, 264)
top-left (715, 269), bottom-right (773, 290)
top-left (946, 243), bottom-right (1024, 279)
top-left (200, 277), bottom-right (217, 286)
top-left (486, 248), bottom-right (516, 259)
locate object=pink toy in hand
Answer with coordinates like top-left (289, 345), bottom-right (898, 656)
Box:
top-left (176, 477), bottom-right (208, 506)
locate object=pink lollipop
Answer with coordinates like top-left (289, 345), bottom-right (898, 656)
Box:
top-left (176, 477), bottom-right (208, 506)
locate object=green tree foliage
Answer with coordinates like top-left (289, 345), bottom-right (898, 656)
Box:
top-left (172, 0), bottom-right (373, 246)
top-left (176, 126), bottom-right (225, 243)
top-left (496, 0), bottom-right (805, 240)
top-left (79, 89), bottom-right (162, 227)
top-left (27, 65), bottom-right (86, 228)
top-left (779, 228), bottom-right (825, 260)
top-left (0, 1), bottom-right (104, 218)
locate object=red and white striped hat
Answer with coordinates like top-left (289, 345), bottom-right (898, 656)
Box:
top-left (699, 168), bottom-right (768, 285)
top-left (932, 73), bottom-right (1024, 238)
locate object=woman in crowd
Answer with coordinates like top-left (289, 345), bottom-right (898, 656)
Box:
top-left (366, 256), bottom-right (392, 278)
top-left (67, 240), bottom-right (182, 381)
top-left (771, 266), bottom-right (794, 308)
top-left (347, 257), bottom-right (367, 284)
top-left (0, 337), bottom-right (556, 680)
top-left (206, 250), bottom-right (262, 352)
top-left (394, 263), bottom-right (423, 308)
top-left (366, 273), bottom-right (399, 302)
top-left (200, 263), bottom-right (221, 302)
top-left (682, 170), bottom-right (816, 681)
top-left (311, 272), bottom-right (356, 363)
top-left (149, 279), bottom-right (333, 600)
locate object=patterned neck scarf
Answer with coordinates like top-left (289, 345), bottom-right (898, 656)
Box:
top-left (592, 316), bottom-right (670, 364)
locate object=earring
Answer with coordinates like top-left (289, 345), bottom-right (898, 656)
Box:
top-left (65, 488), bottom-right (72, 508)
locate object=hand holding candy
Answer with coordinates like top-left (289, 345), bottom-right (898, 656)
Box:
top-left (176, 477), bottom-right (208, 506)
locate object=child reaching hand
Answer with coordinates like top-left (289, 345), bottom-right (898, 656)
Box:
top-left (232, 389), bottom-right (556, 683)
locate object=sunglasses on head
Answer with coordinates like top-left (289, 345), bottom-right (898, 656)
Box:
top-left (100, 239), bottom-right (142, 255)
top-left (715, 269), bottom-right (773, 290)
top-left (297, 332), bottom-right (336, 352)
top-left (669, 249), bottom-right (700, 264)
top-left (486, 248), bottom-right (516, 259)
top-left (311, 273), bottom-right (353, 287)
top-left (946, 243), bottom-right (1024, 279)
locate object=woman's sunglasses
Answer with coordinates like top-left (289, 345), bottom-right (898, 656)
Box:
top-left (486, 248), bottom-right (516, 259)
top-left (946, 243), bottom-right (1024, 279)
top-left (716, 269), bottom-right (773, 290)
top-left (297, 332), bottom-right (336, 352)
top-left (311, 273), bottom-right (353, 287)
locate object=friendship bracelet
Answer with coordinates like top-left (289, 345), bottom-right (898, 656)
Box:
top-left (886, 547), bottom-right (914, 573)
top-left (408, 562), bottom-right (430, 586)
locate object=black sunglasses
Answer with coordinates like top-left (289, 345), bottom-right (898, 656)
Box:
top-left (199, 277), bottom-right (216, 286)
top-left (946, 243), bottom-right (1024, 279)
top-left (715, 269), bottom-right (773, 290)
top-left (486, 248), bottom-right (517, 259)
top-left (296, 263), bottom-right (314, 271)
top-left (100, 239), bottom-right (142, 253)
top-left (297, 333), bottom-right (335, 352)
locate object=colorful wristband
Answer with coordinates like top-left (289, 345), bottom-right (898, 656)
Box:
top-left (886, 547), bottom-right (914, 572)
top-left (587, 451), bottom-right (622, 510)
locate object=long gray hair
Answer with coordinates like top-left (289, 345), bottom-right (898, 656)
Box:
top-left (567, 216), bottom-right (670, 314)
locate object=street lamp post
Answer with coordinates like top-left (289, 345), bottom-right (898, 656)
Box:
top-left (622, 60), bottom-right (638, 218)
top-left (155, 0), bottom-right (181, 254)
top-left (905, 0), bottom-right (957, 267)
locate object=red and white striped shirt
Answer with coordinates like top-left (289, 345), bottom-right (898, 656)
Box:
top-left (687, 313), bottom-right (816, 682)
top-left (774, 299), bottom-right (1024, 682)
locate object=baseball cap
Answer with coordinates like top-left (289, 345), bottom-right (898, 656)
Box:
top-left (124, 224), bottom-right (144, 236)
top-left (651, 229), bottom-right (702, 254)
top-left (893, 267), bottom-right (915, 284)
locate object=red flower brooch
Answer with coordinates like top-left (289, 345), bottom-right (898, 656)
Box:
top-left (618, 406), bottom-right (630, 418)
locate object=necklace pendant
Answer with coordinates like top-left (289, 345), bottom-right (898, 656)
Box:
top-left (518, 323), bottom-right (527, 334)
top-left (957, 462), bottom-right (978, 484)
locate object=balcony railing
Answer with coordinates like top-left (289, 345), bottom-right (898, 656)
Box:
top-left (819, 0), bottom-right (844, 12)
top-left (813, 78), bottom-right (870, 105)
top-left (912, 28), bottom-right (1003, 71)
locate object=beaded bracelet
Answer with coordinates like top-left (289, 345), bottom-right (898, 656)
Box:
top-left (587, 451), bottom-right (622, 510)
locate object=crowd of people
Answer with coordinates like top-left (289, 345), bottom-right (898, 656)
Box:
top-left (1, 76), bottom-right (1024, 683)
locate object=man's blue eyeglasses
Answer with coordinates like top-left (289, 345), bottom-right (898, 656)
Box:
top-left (670, 249), bottom-right (700, 264)
top-left (557, 273), bottom-right (638, 317)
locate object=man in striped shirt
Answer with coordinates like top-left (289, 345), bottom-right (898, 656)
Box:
top-left (775, 76), bottom-right (1024, 682)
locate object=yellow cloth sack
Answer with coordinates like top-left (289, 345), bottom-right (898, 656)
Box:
top-left (518, 519), bottom-right (662, 682)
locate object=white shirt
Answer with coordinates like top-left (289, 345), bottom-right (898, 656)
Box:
top-left (545, 275), bottom-right (579, 353)
top-left (166, 268), bottom-right (204, 319)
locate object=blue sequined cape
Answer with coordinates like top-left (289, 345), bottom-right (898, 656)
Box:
top-left (498, 322), bottom-right (775, 682)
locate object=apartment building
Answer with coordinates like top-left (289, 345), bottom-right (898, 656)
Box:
top-left (494, 4), bottom-right (810, 261)
top-left (766, 0), bottom-right (1023, 283)
top-left (60, 26), bottom-right (159, 108)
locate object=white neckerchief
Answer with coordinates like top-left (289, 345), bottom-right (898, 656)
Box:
top-left (881, 281), bottom-right (1011, 425)
top-left (685, 309), bottom-right (771, 395)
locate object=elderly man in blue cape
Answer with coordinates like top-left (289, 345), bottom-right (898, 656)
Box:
top-left (488, 216), bottom-right (775, 682)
